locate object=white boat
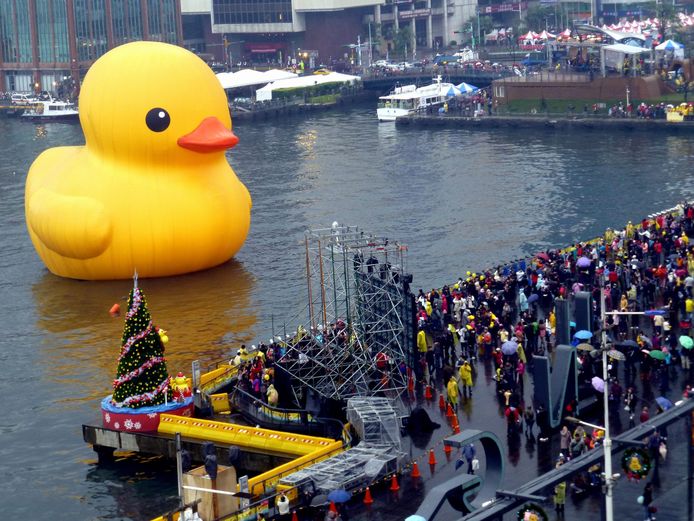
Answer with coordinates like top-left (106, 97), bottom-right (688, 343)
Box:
top-left (376, 76), bottom-right (455, 122)
top-left (20, 92), bottom-right (78, 121)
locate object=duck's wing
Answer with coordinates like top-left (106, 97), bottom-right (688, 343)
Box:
top-left (27, 188), bottom-right (112, 259)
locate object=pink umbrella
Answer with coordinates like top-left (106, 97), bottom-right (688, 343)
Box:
top-left (591, 376), bottom-right (605, 393)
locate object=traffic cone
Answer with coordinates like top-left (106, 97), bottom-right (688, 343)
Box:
top-left (389, 474), bottom-right (400, 492)
top-left (363, 487), bottom-right (374, 505)
top-left (429, 448), bottom-right (437, 466)
top-left (329, 501), bottom-right (338, 514)
top-left (446, 403), bottom-right (454, 419)
top-left (425, 385), bottom-right (433, 400)
top-left (444, 443), bottom-right (452, 456)
top-left (451, 414), bottom-right (459, 430)
top-left (438, 394), bottom-right (446, 410)
top-left (411, 461), bottom-right (421, 478)
top-left (453, 419), bottom-right (461, 434)
top-left (291, 512), bottom-right (299, 521)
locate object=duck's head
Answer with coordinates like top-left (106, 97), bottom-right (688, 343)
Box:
top-left (79, 42), bottom-right (237, 165)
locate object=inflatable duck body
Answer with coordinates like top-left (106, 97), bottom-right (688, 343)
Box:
top-left (25, 42), bottom-right (251, 280)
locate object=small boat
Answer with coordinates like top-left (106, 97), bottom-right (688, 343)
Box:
top-left (20, 92), bottom-right (78, 121)
top-left (376, 76), bottom-right (456, 122)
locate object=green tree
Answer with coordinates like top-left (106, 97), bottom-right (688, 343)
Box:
top-left (112, 284), bottom-right (170, 408)
top-left (525, 5), bottom-right (552, 33)
top-left (393, 27), bottom-right (414, 58)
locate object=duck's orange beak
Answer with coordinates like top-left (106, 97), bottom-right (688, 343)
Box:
top-left (177, 117), bottom-right (239, 153)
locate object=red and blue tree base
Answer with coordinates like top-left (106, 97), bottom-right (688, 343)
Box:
top-left (101, 395), bottom-right (193, 432)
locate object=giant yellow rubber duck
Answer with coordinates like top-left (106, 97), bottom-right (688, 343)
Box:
top-left (25, 42), bottom-right (251, 280)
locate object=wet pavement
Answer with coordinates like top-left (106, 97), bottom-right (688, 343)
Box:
top-left (320, 348), bottom-right (693, 521)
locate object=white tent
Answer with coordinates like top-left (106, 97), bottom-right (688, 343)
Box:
top-left (216, 69), bottom-right (267, 89)
top-left (262, 69), bottom-right (298, 82)
top-left (601, 43), bottom-right (653, 76)
top-left (255, 72), bottom-right (361, 101)
top-left (655, 39), bottom-right (685, 59)
top-left (485, 29), bottom-right (499, 42)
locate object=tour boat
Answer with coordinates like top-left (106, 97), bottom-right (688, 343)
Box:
top-left (20, 93), bottom-right (78, 121)
top-left (376, 76), bottom-right (455, 122)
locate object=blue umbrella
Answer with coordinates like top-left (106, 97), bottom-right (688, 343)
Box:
top-left (575, 330), bottom-right (593, 340)
top-left (655, 396), bottom-right (673, 411)
top-left (327, 489), bottom-right (351, 503)
top-left (527, 293), bottom-right (539, 304)
top-left (644, 309), bottom-right (666, 317)
top-left (570, 321), bottom-right (576, 328)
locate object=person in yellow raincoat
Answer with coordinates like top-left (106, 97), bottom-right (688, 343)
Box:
top-left (459, 360), bottom-right (473, 397)
top-left (447, 375), bottom-right (459, 408)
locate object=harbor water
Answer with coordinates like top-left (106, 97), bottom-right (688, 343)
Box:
top-left (1, 103), bottom-right (693, 520)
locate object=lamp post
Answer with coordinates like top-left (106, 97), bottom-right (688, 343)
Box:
top-left (599, 284), bottom-right (614, 521)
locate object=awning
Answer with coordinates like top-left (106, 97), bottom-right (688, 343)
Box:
top-left (244, 43), bottom-right (286, 53)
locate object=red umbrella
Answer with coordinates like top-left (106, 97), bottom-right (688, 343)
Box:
top-left (536, 252), bottom-right (550, 261)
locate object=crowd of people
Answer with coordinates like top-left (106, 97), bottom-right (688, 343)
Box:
top-left (409, 201), bottom-right (694, 516)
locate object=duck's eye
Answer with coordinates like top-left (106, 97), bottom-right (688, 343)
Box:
top-left (145, 108), bottom-right (170, 132)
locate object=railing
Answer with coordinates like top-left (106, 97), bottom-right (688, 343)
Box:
top-left (229, 386), bottom-right (348, 441)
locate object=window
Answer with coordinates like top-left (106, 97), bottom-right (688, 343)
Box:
top-left (212, 0), bottom-right (292, 25)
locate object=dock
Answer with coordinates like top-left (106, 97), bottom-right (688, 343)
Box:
top-left (395, 113), bottom-right (694, 132)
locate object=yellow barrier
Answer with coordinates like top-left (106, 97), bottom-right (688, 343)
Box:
top-left (157, 415), bottom-right (337, 458)
top-left (246, 440), bottom-right (343, 496)
top-left (209, 393), bottom-right (231, 413)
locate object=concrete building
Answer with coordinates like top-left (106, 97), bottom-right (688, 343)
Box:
top-left (0, 0), bottom-right (183, 93)
top-left (181, 0), bottom-right (481, 68)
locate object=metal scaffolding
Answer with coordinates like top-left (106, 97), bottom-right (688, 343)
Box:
top-left (276, 223), bottom-right (416, 404)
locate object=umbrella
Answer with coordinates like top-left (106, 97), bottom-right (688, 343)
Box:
top-left (575, 330), bottom-right (593, 340)
top-left (536, 252), bottom-right (550, 261)
top-left (311, 494), bottom-right (330, 507)
top-left (639, 335), bottom-right (653, 347)
top-left (649, 349), bottom-right (667, 360)
top-left (327, 490), bottom-right (351, 503)
top-left (680, 335), bottom-right (694, 349)
top-left (591, 376), bottom-right (605, 393)
top-left (456, 81), bottom-right (479, 94)
top-left (644, 309), bottom-right (666, 317)
top-left (527, 293), bottom-right (539, 304)
top-left (607, 349), bottom-right (625, 361)
top-left (656, 396), bottom-right (674, 411)
top-left (501, 340), bottom-right (518, 356)
top-left (617, 340), bottom-right (639, 348)
top-left (576, 342), bottom-right (595, 352)
top-left (570, 321), bottom-right (576, 328)
top-left (576, 256), bottom-right (591, 268)
top-left (446, 85), bottom-right (462, 97)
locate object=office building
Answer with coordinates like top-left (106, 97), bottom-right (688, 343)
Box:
top-left (0, 0), bottom-right (183, 93)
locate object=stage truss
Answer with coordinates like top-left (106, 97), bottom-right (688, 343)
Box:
top-left (277, 224), bottom-right (416, 404)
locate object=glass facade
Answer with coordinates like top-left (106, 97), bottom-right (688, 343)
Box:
top-left (34, 0), bottom-right (70, 62)
top-left (74, 0), bottom-right (108, 61)
top-left (212, 0), bottom-right (293, 25)
top-left (0, 0), bottom-right (34, 63)
top-left (1, 0), bottom-right (181, 87)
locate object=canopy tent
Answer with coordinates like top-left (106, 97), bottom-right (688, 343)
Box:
top-left (538, 30), bottom-right (556, 40)
top-left (601, 43), bottom-right (653, 77)
top-left (456, 82), bottom-right (479, 93)
top-left (655, 39), bottom-right (684, 50)
top-left (255, 72), bottom-right (360, 101)
top-left (485, 29), bottom-right (499, 42)
top-left (216, 68), bottom-right (298, 90)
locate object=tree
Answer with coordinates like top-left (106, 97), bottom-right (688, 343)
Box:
top-left (525, 5), bottom-right (552, 33)
top-left (393, 27), bottom-right (414, 58)
top-left (112, 283), bottom-right (170, 408)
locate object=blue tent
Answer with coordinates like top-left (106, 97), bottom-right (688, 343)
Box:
top-left (456, 82), bottom-right (479, 94)
top-left (655, 39), bottom-right (684, 51)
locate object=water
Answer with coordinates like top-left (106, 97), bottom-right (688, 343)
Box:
top-left (1, 104), bottom-right (693, 520)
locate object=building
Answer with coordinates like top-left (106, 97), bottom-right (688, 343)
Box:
top-left (0, 0), bottom-right (183, 94)
top-left (181, 0), bottom-right (480, 69)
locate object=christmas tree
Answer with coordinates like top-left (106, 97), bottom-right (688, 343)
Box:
top-left (112, 279), bottom-right (170, 408)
